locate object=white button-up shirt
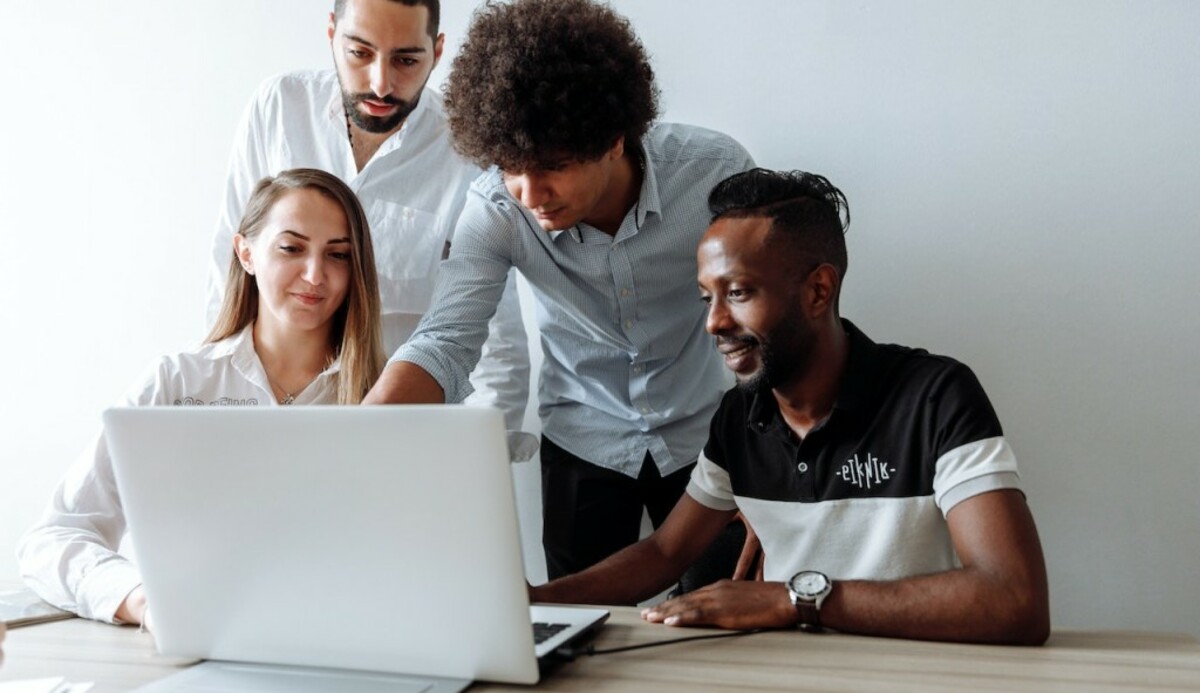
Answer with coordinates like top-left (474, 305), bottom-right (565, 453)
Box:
top-left (206, 70), bottom-right (532, 444)
top-left (16, 327), bottom-right (338, 623)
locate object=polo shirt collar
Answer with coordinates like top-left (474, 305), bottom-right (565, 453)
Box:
top-left (832, 319), bottom-right (883, 414)
top-left (745, 319), bottom-right (882, 433)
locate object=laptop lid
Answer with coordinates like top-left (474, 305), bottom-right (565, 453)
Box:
top-left (104, 405), bottom-right (602, 686)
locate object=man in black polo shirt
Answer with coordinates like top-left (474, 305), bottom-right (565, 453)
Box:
top-left (532, 169), bottom-right (1051, 645)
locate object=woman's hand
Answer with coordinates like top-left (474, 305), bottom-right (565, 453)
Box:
top-left (116, 585), bottom-right (148, 626)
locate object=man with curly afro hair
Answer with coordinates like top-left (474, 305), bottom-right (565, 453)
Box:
top-left (366, 0), bottom-right (757, 591)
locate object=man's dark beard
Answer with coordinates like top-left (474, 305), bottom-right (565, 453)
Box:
top-left (733, 315), bottom-right (816, 393)
top-left (342, 91), bottom-right (420, 134)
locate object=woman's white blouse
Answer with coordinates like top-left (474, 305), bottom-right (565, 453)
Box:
top-left (16, 326), bottom-right (339, 622)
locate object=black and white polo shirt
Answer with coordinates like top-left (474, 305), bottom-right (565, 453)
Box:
top-left (687, 320), bottom-right (1021, 582)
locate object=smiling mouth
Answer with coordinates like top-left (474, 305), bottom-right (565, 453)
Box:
top-left (293, 293), bottom-right (324, 305)
top-left (717, 336), bottom-right (760, 368)
top-left (723, 342), bottom-right (755, 356)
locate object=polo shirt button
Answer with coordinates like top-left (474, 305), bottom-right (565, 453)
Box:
top-left (797, 462), bottom-right (809, 473)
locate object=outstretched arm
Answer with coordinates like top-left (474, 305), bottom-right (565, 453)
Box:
top-left (820, 488), bottom-right (1049, 643)
top-left (17, 432), bottom-right (145, 624)
top-left (364, 187), bottom-right (518, 406)
top-left (532, 494), bottom-right (736, 606)
top-left (362, 360), bottom-right (445, 404)
top-left (643, 489), bottom-right (1050, 645)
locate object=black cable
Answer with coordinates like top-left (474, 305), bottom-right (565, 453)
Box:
top-left (559, 628), bottom-right (770, 659)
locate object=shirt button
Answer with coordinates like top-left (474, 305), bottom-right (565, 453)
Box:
top-left (640, 406), bottom-right (650, 414)
top-left (797, 462), bottom-right (809, 473)
top-left (632, 364), bottom-right (643, 374)
top-left (620, 288), bottom-right (631, 297)
top-left (625, 320), bottom-right (634, 329)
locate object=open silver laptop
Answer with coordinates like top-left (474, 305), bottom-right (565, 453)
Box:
top-left (104, 405), bottom-right (608, 692)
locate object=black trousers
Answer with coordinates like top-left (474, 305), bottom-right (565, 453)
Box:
top-left (540, 436), bottom-right (744, 595)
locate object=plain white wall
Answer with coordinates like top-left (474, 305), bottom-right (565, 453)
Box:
top-left (1, 1), bottom-right (1197, 637)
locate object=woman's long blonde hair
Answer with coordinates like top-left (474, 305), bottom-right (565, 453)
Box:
top-left (205, 168), bottom-right (385, 404)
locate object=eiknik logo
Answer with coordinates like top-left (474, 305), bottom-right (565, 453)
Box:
top-left (836, 452), bottom-right (896, 491)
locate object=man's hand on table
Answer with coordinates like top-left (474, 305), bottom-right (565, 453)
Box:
top-left (641, 579), bottom-right (797, 630)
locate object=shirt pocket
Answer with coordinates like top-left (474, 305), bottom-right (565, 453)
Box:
top-left (360, 197), bottom-right (447, 314)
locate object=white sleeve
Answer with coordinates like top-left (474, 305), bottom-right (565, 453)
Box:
top-left (933, 436), bottom-right (1023, 515)
top-left (207, 88), bottom-right (272, 330)
top-left (15, 362), bottom-right (167, 623)
top-left (686, 451), bottom-right (738, 512)
top-left (463, 269), bottom-right (536, 461)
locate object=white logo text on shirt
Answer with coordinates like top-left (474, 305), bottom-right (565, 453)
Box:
top-left (837, 452), bottom-right (896, 490)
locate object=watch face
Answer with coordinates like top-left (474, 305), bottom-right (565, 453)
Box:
top-left (791, 571), bottom-right (830, 598)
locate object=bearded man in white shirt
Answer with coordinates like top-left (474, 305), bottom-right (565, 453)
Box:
top-left (208, 0), bottom-right (532, 452)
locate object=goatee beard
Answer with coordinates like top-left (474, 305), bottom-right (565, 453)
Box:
top-left (733, 317), bottom-right (816, 394)
top-left (343, 91), bottom-right (420, 134)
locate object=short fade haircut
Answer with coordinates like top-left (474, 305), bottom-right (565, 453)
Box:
top-left (444, 0), bottom-right (660, 172)
top-left (333, 0), bottom-right (440, 40)
top-left (709, 169), bottom-right (851, 280)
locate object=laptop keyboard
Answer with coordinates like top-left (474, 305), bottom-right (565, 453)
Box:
top-left (533, 621), bottom-right (571, 644)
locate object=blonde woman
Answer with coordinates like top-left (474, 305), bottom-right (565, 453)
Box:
top-left (17, 168), bottom-right (385, 627)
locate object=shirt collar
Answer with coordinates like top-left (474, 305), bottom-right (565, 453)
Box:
top-left (745, 319), bottom-right (881, 433)
top-left (832, 319), bottom-right (882, 414)
top-left (544, 135), bottom-right (662, 244)
top-left (208, 323), bottom-right (255, 361)
top-left (223, 324), bottom-right (269, 394)
top-left (631, 137), bottom-right (661, 229)
top-left (220, 324), bottom-right (343, 398)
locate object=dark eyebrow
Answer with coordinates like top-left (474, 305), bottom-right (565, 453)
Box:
top-left (343, 33), bottom-right (428, 56)
top-left (280, 230), bottom-right (351, 244)
top-left (343, 33), bottom-right (377, 50)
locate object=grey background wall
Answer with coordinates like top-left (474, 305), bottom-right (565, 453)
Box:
top-left (1, 1), bottom-right (1196, 636)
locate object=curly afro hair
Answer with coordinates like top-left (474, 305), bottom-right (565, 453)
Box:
top-left (444, 0), bottom-right (660, 171)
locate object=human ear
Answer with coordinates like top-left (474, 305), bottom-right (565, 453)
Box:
top-left (233, 234), bottom-right (255, 276)
top-left (608, 135), bottom-right (625, 162)
top-left (328, 13), bottom-right (337, 44)
top-left (805, 264), bottom-right (840, 318)
top-left (432, 33), bottom-right (445, 67)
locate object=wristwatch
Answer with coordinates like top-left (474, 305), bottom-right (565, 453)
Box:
top-left (787, 570), bottom-right (832, 632)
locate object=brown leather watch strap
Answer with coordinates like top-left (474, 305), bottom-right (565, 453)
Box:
top-left (795, 600), bottom-right (824, 633)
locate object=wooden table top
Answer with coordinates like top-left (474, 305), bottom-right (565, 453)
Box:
top-left (3, 606), bottom-right (1198, 692)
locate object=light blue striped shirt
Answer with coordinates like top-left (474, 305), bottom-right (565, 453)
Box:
top-left (396, 123), bottom-right (755, 476)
